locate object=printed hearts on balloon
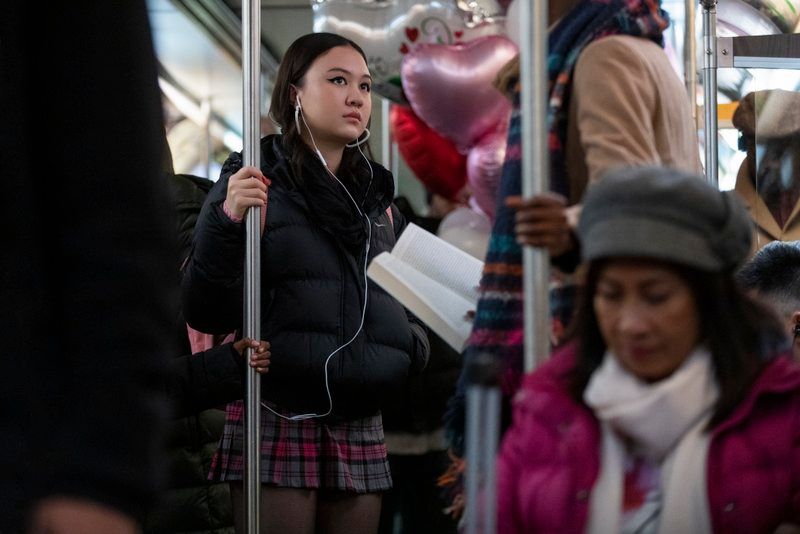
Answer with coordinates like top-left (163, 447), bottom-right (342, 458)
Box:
top-left (390, 105), bottom-right (467, 200)
top-left (313, 0), bottom-right (506, 102)
top-left (401, 35), bottom-right (517, 152)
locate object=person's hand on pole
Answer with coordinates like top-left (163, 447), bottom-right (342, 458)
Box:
top-left (232, 338), bottom-right (271, 375)
top-left (226, 166), bottom-right (267, 219)
top-left (506, 193), bottom-right (576, 257)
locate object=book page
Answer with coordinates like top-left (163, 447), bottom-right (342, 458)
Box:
top-left (391, 223), bottom-right (483, 304)
top-left (368, 253), bottom-right (475, 351)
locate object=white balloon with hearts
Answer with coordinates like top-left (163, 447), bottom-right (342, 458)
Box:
top-left (312, 0), bottom-right (506, 101)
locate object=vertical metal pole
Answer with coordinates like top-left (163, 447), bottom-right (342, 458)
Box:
top-left (381, 98), bottom-right (397, 193)
top-left (381, 98), bottom-right (391, 167)
top-left (464, 387), bottom-right (483, 534)
top-left (242, 0), bottom-right (261, 532)
top-left (520, 0), bottom-right (551, 372)
top-left (481, 388), bottom-right (500, 534)
top-left (684, 0), bottom-right (698, 120)
top-left (202, 98), bottom-right (212, 179)
top-left (464, 354), bottom-right (502, 534)
top-left (701, 0), bottom-right (719, 186)
top-left (391, 140), bottom-right (400, 193)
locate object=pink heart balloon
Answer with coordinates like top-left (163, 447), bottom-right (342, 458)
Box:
top-left (401, 35), bottom-right (517, 152)
top-left (468, 126), bottom-right (508, 221)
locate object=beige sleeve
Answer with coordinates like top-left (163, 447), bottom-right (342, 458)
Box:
top-left (572, 37), bottom-right (661, 183)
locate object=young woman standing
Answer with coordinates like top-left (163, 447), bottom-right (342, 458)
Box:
top-left (182, 32), bottom-right (429, 534)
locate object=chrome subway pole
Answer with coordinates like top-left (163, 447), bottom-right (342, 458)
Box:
top-left (381, 98), bottom-right (397, 192)
top-left (701, 0), bottom-right (719, 186)
top-left (464, 354), bottom-right (502, 534)
top-left (684, 0), bottom-right (698, 120)
top-left (242, 0), bottom-right (262, 531)
top-left (520, 0), bottom-right (551, 371)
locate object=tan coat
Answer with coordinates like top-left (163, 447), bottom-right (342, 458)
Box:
top-left (565, 35), bottom-right (702, 205)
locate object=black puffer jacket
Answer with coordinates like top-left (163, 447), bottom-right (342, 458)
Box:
top-left (182, 136), bottom-right (429, 419)
top-left (167, 173), bottom-right (214, 265)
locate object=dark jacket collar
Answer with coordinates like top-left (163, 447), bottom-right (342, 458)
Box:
top-left (260, 135), bottom-right (394, 219)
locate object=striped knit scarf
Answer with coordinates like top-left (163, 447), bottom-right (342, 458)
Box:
top-left (444, 0), bottom-right (669, 455)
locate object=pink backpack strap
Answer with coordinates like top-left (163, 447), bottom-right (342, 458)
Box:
top-left (222, 175), bottom-right (270, 237)
top-left (186, 324), bottom-right (235, 354)
top-left (260, 176), bottom-right (269, 236)
top-left (386, 205), bottom-right (393, 228)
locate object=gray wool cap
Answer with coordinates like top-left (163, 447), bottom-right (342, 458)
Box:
top-left (578, 167), bottom-right (752, 272)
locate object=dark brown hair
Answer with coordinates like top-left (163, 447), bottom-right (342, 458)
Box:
top-left (569, 258), bottom-right (787, 427)
top-left (268, 32), bottom-right (372, 186)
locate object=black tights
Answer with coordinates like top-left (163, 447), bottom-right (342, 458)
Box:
top-left (230, 482), bottom-right (382, 534)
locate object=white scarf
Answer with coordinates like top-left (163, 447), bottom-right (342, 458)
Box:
top-left (583, 347), bottom-right (719, 534)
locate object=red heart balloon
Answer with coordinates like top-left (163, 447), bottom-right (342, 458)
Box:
top-left (391, 105), bottom-right (467, 200)
top-left (401, 35), bottom-right (517, 152)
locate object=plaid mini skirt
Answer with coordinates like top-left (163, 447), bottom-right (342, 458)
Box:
top-left (208, 400), bottom-right (392, 493)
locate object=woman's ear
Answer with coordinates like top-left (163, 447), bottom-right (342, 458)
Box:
top-left (791, 311), bottom-right (800, 338)
top-left (790, 311), bottom-right (800, 362)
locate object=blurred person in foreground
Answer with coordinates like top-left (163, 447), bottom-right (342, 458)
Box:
top-left (497, 167), bottom-right (799, 533)
top-left (737, 240), bottom-right (800, 362)
top-left (1, 1), bottom-right (176, 532)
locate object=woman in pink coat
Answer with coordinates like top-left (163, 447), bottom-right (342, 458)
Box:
top-left (498, 166), bottom-right (800, 533)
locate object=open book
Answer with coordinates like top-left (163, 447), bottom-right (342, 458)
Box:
top-left (367, 223), bottom-right (484, 352)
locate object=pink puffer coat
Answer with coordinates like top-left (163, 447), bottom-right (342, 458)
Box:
top-left (496, 345), bottom-right (800, 533)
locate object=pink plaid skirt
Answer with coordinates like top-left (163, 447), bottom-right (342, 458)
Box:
top-left (208, 401), bottom-right (392, 493)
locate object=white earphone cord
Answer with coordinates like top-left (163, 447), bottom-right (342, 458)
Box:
top-left (262, 101), bottom-right (375, 421)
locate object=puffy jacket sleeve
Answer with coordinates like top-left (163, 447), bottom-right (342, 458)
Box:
top-left (391, 204), bottom-right (431, 375)
top-left (572, 36), bottom-right (661, 183)
top-left (181, 153), bottom-right (249, 334)
top-left (167, 343), bottom-right (244, 418)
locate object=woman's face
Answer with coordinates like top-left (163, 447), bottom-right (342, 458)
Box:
top-left (593, 259), bottom-right (701, 382)
top-left (294, 45), bottom-right (372, 149)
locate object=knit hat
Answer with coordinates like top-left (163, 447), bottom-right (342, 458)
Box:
top-left (578, 167), bottom-right (752, 272)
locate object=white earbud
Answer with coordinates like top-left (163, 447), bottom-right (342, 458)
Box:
top-left (294, 97), bottom-right (302, 133)
top-left (294, 94), bottom-right (329, 167)
top-left (346, 128), bottom-right (371, 148)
